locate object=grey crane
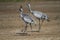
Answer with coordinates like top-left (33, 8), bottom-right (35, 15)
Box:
top-left (26, 2), bottom-right (50, 32)
top-left (19, 5), bottom-right (36, 33)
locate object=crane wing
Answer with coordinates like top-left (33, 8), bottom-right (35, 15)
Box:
top-left (24, 15), bottom-right (34, 23)
top-left (32, 11), bottom-right (43, 18)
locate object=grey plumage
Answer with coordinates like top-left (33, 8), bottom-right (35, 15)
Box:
top-left (19, 6), bottom-right (36, 32)
top-left (26, 2), bottom-right (50, 32)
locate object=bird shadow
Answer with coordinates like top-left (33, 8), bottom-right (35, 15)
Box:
top-left (14, 32), bottom-right (30, 36)
top-left (28, 30), bottom-right (40, 32)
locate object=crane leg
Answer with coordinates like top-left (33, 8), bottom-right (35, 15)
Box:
top-left (24, 23), bottom-right (28, 33)
top-left (38, 19), bottom-right (41, 32)
top-left (30, 23), bottom-right (32, 32)
top-left (41, 19), bottom-right (44, 26)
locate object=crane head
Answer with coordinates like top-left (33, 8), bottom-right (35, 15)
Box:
top-left (19, 5), bottom-right (23, 12)
top-left (26, 2), bottom-right (31, 8)
top-left (27, 1), bottom-right (30, 4)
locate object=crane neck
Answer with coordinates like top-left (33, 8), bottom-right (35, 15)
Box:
top-left (29, 8), bottom-right (33, 13)
top-left (27, 4), bottom-right (33, 13)
top-left (28, 6), bottom-right (33, 13)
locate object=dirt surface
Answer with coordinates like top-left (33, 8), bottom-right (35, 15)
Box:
top-left (0, 1), bottom-right (60, 40)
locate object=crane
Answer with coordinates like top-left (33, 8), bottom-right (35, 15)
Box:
top-left (26, 2), bottom-right (50, 32)
top-left (19, 5), bottom-right (36, 33)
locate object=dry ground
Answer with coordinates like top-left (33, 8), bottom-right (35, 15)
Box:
top-left (0, 1), bottom-right (60, 40)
